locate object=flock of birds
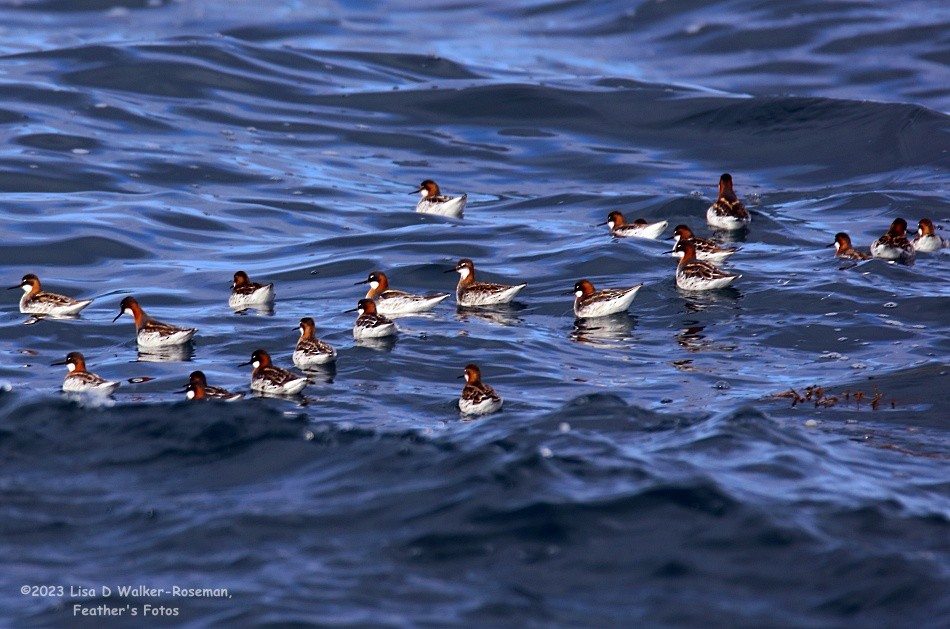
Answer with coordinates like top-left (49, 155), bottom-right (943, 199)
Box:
top-left (13, 174), bottom-right (946, 415)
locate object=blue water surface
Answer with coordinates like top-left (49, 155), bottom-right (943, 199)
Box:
top-left (0, 1), bottom-right (947, 627)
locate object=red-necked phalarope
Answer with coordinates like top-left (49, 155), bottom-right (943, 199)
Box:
top-left (670, 240), bottom-right (740, 290)
top-left (52, 352), bottom-right (119, 394)
top-left (355, 271), bottom-right (449, 315)
top-left (183, 370), bottom-right (243, 401)
top-left (447, 258), bottom-right (526, 307)
top-left (413, 179), bottom-right (466, 218)
top-left (707, 173), bottom-right (751, 231)
top-left (671, 224), bottom-right (739, 263)
top-left (600, 211), bottom-right (667, 239)
top-left (459, 363), bottom-right (503, 415)
top-left (240, 349), bottom-right (307, 395)
top-left (572, 279), bottom-right (642, 318)
top-left (913, 218), bottom-right (947, 252)
top-left (830, 232), bottom-right (870, 260)
top-left (113, 296), bottom-right (197, 348)
top-left (229, 271), bottom-right (275, 309)
top-left (293, 317), bottom-right (337, 367)
top-left (350, 298), bottom-right (397, 339)
top-left (871, 218), bottom-right (915, 261)
top-left (9, 274), bottom-right (93, 316)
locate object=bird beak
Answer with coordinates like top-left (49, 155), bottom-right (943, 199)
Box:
top-left (112, 311), bottom-right (124, 322)
top-left (409, 187), bottom-right (423, 194)
top-left (663, 249), bottom-right (676, 255)
top-left (443, 268), bottom-right (457, 274)
top-left (353, 279), bottom-right (369, 285)
top-left (561, 290), bottom-right (575, 295)
top-left (596, 220), bottom-right (609, 226)
top-left (50, 359), bottom-right (67, 366)
top-left (457, 374), bottom-right (465, 379)
top-left (238, 359), bottom-right (253, 367)
top-left (344, 307), bottom-right (358, 313)
top-left (825, 242), bottom-right (836, 248)
top-left (7, 284), bottom-right (22, 290)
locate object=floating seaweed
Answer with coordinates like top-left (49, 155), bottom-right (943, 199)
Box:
top-left (771, 385), bottom-right (895, 410)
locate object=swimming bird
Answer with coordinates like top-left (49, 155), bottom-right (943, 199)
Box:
top-left (912, 218), bottom-right (947, 252)
top-left (113, 296), bottom-right (197, 348)
top-left (229, 271), bottom-right (275, 309)
top-left (355, 271), bottom-right (449, 315)
top-left (52, 352), bottom-right (119, 394)
top-left (9, 274), bottom-right (92, 316)
top-left (458, 363), bottom-right (503, 416)
top-left (183, 370), bottom-right (243, 401)
top-left (670, 240), bottom-right (740, 290)
top-left (706, 173), bottom-right (751, 231)
top-left (572, 279), bottom-right (642, 318)
top-left (600, 211), bottom-right (668, 239)
top-left (870, 218), bottom-right (915, 261)
top-left (350, 299), bottom-right (397, 339)
top-left (293, 317), bottom-right (337, 367)
top-left (447, 258), bottom-right (526, 307)
top-left (671, 224), bottom-right (738, 263)
top-left (239, 349), bottom-right (307, 395)
top-left (413, 179), bottom-right (466, 218)
top-left (829, 232), bottom-right (870, 260)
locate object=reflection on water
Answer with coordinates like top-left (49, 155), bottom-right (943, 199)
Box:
top-left (455, 306), bottom-right (524, 327)
top-left (682, 300), bottom-right (707, 315)
top-left (672, 358), bottom-right (695, 372)
top-left (232, 305), bottom-right (276, 317)
top-left (353, 335), bottom-right (398, 352)
top-left (384, 311), bottom-right (438, 321)
top-left (0, 1), bottom-right (947, 625)
top-left (883, 257), bottom-right (915, 268)
top-left (711, 227), bottom-right (750, 244)
top-left (570, 313), bottom-right (638, 346)
top-left (674, 322), bottom-right (738, 356)
top-left (23, 313), bottom-right (81, 325)
top-left (63, 391), bottom-right (116, 407)
top-left (250, 389), bottom-right (308, 402)
top-left (680, 287), bottom-right (743, 311)
top-left (676, 324), bottom-right (708, 352)
top-left (137, 344), bottom-right (194, 363)
top-left (299, 363), bottom-right (336, 384)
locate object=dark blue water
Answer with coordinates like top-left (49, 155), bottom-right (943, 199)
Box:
top-left (1, 1), bottom-right (948, 626)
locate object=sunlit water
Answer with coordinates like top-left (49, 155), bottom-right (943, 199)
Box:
top-left (1, 1), bottom-right (948, 626)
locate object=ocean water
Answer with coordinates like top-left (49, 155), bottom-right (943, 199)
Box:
top-left (1, 1), bottom-right (948, 626)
